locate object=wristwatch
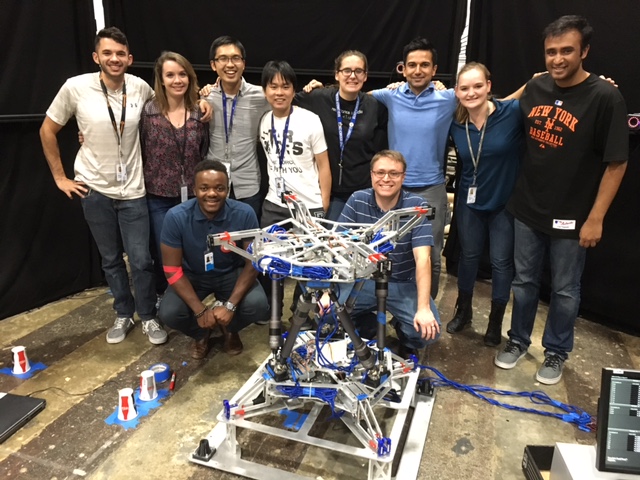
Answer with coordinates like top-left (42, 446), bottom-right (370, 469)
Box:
top-left (223, 301), bottom-right (237, 312)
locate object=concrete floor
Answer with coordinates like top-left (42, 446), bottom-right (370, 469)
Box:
top-left (1, 272), bottom-right (639, 479)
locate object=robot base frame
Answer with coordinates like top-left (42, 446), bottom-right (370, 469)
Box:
top-left (189, 343), bottom-right (436, 480)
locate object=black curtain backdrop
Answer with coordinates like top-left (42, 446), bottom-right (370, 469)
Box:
top-left (465, 0), bottom-right (640, 331)
top-left (104, 0), bottom-right (468, 89)
top-left (0, 0), bottom-right (102, 320)
top-left (466, 0), bottom-right (640, 112)
top-left (0, 0), bottom-right (467, 320)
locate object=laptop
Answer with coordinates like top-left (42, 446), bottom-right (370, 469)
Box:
top-left (0, 392), bottom-right (46, 443)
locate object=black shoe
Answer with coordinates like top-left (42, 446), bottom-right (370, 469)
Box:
top-left (483, 301), bottom-right (506, 347)
top-left (398, 344), bottom-right (419, 360)
top-left (446, 291), bottom-right (473, 334)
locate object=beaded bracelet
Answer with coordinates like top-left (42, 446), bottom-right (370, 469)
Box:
top-left (194, 307), bottom-right (208, 319)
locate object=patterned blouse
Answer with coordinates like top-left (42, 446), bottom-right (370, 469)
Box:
top-left (140, 99), bottom-right (209, 197)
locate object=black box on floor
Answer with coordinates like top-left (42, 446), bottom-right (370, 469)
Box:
top-left (522, 445), bottom-right (554, 480)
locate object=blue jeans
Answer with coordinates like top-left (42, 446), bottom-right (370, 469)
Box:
top-left (404, 183), bottom-right (447, 298)
top-left (147, 194), bottom-right (181, 295)
top-left (81, 190), bottom-right (156, 320)
top-left (326, 196), bottom-right (347, 221)
top-left (456, 199), bottom-right (514, 304)
top-left (508, 219), bottom-right (586, 359)
top-left (159, 268), bottom-right (269, 340)
top-left (339, 280), bottom-right (441, 350)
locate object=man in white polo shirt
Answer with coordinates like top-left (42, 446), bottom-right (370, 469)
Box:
top-left (40, 27), bottom-right (167, 345)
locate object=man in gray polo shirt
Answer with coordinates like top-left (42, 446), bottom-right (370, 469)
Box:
top-left (203, 36), bottom-right (270, 220)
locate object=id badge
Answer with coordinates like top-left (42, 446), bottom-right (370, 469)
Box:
top-left (224, 143), bottom-right (235, 161)
top-left (180, 184), bottom-right (188, 203)
top-left (204, 252), bottom-right (214, 272)
top-left (276, 177), bottom-right (285, 199)
top-left (467, 186), bottom-right (477, 204)
top-left (116, 164), bottom-right (127, 182)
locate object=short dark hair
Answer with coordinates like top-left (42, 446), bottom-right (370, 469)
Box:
top-left (194, 159), bottom-right (228, 179)
top-left (543, 15), bottom-right (593, 50)
top-left (95, 27), bottom-right (129, 51)
top-left (403, 37), bottom-right (437, 65)
top-left (261, 60), bottom-right (297, 90)
top-left (208, 35), bottom-right (246, 62)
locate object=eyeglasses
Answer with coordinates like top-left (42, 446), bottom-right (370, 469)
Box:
top-left (214, 55), bottom-right (244, 65)
top-left (371, 170), bottom-right (404, 179)
top-left (337, 68), bottom-right (366, 78)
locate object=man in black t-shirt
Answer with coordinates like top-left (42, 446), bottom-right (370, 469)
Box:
top-left (494, 15), bottom-right (628, 385)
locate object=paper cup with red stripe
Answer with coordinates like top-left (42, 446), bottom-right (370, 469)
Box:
top-left (11, 346), bottom-right (31, 374)
top-left (138, 370), bottom-right (158, 401)
top-left (117, 387), bottom-right (138, 421)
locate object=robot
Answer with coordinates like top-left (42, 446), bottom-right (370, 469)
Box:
top-left (191, 195), bottom-right (437, 480)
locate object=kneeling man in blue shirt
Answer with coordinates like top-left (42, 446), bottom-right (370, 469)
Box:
top-left (159, 160), bottom-right (269, 359)
top-left (338, 150), bottom-right (441, 358)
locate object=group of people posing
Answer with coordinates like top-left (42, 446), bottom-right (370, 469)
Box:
top-left (40, 14), bottom-right (628, 386)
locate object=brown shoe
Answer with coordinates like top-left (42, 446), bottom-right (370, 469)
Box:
top-left (191, 330), bottom-right (211, 359)
top-left (223, 331), bottom-right (243, 356)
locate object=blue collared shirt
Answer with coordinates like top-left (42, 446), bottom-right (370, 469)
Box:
top-left (161, 198), bottom-right (258, 276)
top-left (372, 83), bottom-right (456, 187)
top-left (338, 188), bottom-right (433, 282)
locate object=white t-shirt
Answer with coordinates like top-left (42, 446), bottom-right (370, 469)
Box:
top-left (259, 106), bottom-right (327, 209)
top-left (46, 72), bottom-right (153, 200)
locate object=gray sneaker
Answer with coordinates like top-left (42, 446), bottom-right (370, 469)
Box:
top-left (142, 319), bottom-right (168, 345)
top-left (107, 317), bottom-right (135, 344)
top-left (536, 354), bottom-right (564, 385)
top-left (494, 340), bottom-right (526, 369)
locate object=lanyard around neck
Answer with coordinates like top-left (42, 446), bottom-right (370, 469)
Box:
top-left (99, 76), bottom-right (127, 148)
top-left (464, 105), bottom-right (490, 185)
top-left (271, 107), bottom-right (293, 171)
top-left (335, 92), bottom-right (360, 186)
top-left (221, 89), bottom-right (239, 144)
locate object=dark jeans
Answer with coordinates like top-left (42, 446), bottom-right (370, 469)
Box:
top-left (403, 183), bottom-right (447, 298)
top-left (508, 219), bottom-right (586, 359)
top-left (159, 268), bottom-right (269, 340)
top-left (81, 190), bottom-right (155, 320)
top-left (147, 194), bottom-right (181, 295)
top-left (326, 196), bottom-right (347, 221)
top-left (340, 280), bottom-right (441, 349)
top-left (456, 199), bottom-right (514, 304)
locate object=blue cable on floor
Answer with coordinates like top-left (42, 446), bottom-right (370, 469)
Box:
top-left (418, 365), bottom-right (594, 432)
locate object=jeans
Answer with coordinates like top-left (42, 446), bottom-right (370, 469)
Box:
top-left (456, 198), bottom-right (514, 304)
top-left (340, 280), bottom-right (441, 350)
top-left (159, 268), bottom-right (269, 340)
top-left (508, 219), bottom-right (586, 359)
top-left (81, 190), bottom-right (156, 320)
top-left (326, 196), bottom-right (347, 221)
top-left (147, 194), bottom-right (181, 295)
top-left (404, 183), bottom-right (447, 298)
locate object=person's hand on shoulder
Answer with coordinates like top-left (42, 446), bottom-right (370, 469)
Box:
top-left (599, 75), bottom-right (618, 88)
top-left (303, 79), bottom-right (324, 93)
top-left (386, 81), bottom-right (405, 90)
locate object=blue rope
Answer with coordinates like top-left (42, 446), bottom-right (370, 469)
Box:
top-left (418, 365), bottom-right (594, 432)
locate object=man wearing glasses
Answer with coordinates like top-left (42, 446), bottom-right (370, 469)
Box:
top-left (338, 150), bottom-right (441, 358)
top-left (369, 38), bottom-right (455, 300)
top-left (203, 36), bottom-right (270, 220)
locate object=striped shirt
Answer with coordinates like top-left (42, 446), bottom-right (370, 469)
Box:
top-left (338, 188), bottom-right (433, 282)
